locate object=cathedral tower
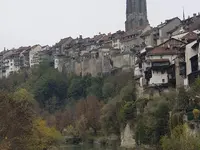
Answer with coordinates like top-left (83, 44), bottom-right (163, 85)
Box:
top-left (125, 0), bottom-right (149, 31)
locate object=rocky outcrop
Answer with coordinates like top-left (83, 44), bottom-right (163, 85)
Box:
top-left (121, 123), bottom-right (136, 148)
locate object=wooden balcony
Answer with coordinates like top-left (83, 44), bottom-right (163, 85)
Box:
top-left (188, 70), bottom-right (200, 85)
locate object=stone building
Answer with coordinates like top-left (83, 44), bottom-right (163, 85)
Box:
top-left (137, 38), bottom-right (186, 88)
top-left (184, 39), bottom-right (200, 86)
top-left (125, 0), bottom-right (149, 32)
top-left (121, 30), bottom-right (144, 52)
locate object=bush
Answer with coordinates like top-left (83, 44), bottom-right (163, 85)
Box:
top-left (100, 101), bottom-right (120, 135)
top-left (161, 125), bottom-right (200, 150)
top-left (102, 83), bottom-right (115, 99)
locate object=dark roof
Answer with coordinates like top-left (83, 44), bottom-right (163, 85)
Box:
top-left (191, 40), bottom-right (200, 49)
top-left (91, 34), bottom-right (105, 42)
top-left (182, 31), bottom-right (198, 41)
top-left (140, 29), bottom-right (153, 37)
top-left (151, 59), bottom-right (169, 63)
top-left (148, 47), bottom-right (178, 56)
top-left (167, 25), bottom-right (182, 34)
top-left (55, 37), bottom-right (73, 47)
top-left (157, 17), bottom-right (180, 29)
top-left (156, 38), bottom-right (186, 47)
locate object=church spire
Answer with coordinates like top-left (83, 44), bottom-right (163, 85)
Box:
top-left (183, 7), bottom-right (185, 20)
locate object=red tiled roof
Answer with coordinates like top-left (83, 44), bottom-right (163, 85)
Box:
top-left (148, 47), bottom-right (178, 55)
top-left (182, 32), bottom-right (198, 41)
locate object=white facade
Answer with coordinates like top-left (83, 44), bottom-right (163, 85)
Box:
top-left (29, 45), bottom-right (42, 67)
top-left (134, 65), bottom-right (142, 77)
top-left (184, 40), bottom-right (200, 86)
top-left (157, 18), bottom-right (181, 45)
top-left (185, 41), bottom-right (199, 76)
top-left (149, 70), bottom-right (168, 85)
top-left (146, 54), bottom-right (177, 86)
top-left (3, 57), bottom-right (20, 78)
top-left (54, 56), bottom-right (60, 69)
top-left (112, 39), bottom-right (121, 49)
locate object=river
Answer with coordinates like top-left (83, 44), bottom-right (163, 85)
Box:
top-left (59, 143), bottom-right (126, 150)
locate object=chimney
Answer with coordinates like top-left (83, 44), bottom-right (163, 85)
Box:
top-left (79, 35), bottom-right (82, 39)
top-left (3, 47), bottom-right (6, 52)
top-left (193, 13), bottom-right (197, 17)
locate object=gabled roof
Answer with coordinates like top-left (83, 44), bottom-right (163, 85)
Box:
top-left (55, 37), bottom-right (73, 47)
top-left (32, 44), bottom-right (41, 49)
top-left (182, 31), bottom-right (198, 41)
top-left (157, 17), bottom-right (181, 29)
top-left (148, 47), bottom-right (178, 56)
top-left (148, 38), bottom-right (186, 56)
top-left (157, 38), bottom-right (186, 47)
top-left (140, 29), bottom-right (153, 37)
top-left (151, 59), bottom-right (169, 63)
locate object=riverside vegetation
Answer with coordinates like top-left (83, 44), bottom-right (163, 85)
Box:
top-left (1, 62), bottom-right (200, 150)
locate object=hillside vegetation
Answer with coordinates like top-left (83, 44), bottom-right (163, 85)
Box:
top-left (1, 63), bottom-right (200, 150)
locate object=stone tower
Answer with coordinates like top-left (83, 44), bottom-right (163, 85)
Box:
top-left (125, 0), bottom-right (149, 32)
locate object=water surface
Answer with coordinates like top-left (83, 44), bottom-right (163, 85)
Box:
top-left (59, 143), bottom-right (124, 150)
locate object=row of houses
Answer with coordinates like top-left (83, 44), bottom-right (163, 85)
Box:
top-left (135, 13), bottom-right (200, 89)
top-left (1, 13), bottom-right (200, 90)
top-left (0, 45), bottom-right (51, 78)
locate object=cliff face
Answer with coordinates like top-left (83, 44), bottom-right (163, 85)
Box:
top-left (121, 123), bottom-right (136, 148)
top-left (56, 52), bottom-right (134, 77)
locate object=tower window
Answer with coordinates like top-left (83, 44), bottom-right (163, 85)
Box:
top-left (139, 0), bottom-right (143, 13)
top-left (139, 19), bottom-right (144, 26)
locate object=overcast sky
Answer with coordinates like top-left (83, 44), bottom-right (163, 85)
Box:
top-left (0, 0), bottom-right (200, 50)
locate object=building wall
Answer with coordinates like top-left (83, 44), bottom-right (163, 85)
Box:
top-left (54, 47), bottom-right (135, 77)
top-left (123, 38), bottom-right (143, 52)
top-left (29, 45), bottom-right (42, 67)
top-left (149, 70), bottom-right (168, 85)
top-left (135, 65), bottom-right (142, 77)
top-left (158, 18), bottom-right (181, 45)
top-left (82, 57), bottom-right (91, 76)
top-left (112, 39), bottom-right (121, 49)
top-left (3, 58), bottom-right (20, 78)
top-left (74, 61), bottom-right (81, 75)
top-left (185, 41), bottom-right (199, 76)
top-left (54, 56), bottom-right (60, 69)
top-left (144, 34), bottom-right (154, 46)
top-left (148, 55), bottom-right (177, 63)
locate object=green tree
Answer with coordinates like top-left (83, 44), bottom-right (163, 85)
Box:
top-left (102, 83), bottom-right (115, 99)
top-left (136, 98), bottom-right (170, 145)
top-left (0, 91), bottom-right (34, 150)
top-left (100, 98), bottom-right (121, 135)
top-left (28, 118), bottom-right (63, 150)
top-left (34, 69), bottom-right (68, 112)
top-left (161, 125), bottom-right (200, 150)
top-left (118, 81), bottom-right (137, 123)
top-left (68, 77), bottom-right (86, 100)
top-left (13, 88), bottom-right (34, 102)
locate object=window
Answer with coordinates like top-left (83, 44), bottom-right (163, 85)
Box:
top-left (139, 0), bottom-right (143, 13)
top-left (10, 63), bottom-right (13, 66)
top-left (139, 19), bottom-right (144, 26)
top-left (162, 79), bottom-right (165, 83)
